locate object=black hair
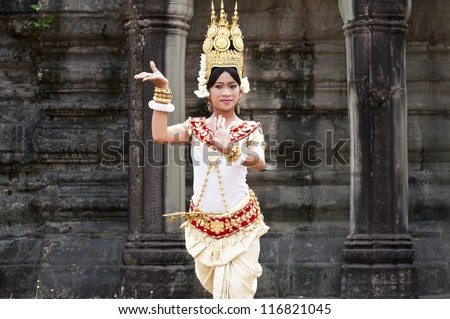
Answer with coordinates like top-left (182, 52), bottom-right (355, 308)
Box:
top-left (206, 67), bottom-right (241, 90)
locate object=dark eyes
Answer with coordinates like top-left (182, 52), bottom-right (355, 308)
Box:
top-left (214, 84), bottom-right (238, 89)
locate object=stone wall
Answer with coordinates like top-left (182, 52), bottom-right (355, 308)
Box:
top-left (0, 0), bottom-right (128, 298)
top-left (0, 0), bottom-right (449, 298)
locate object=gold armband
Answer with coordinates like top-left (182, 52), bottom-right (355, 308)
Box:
top-left (248, 138), bottom-right (267, 151)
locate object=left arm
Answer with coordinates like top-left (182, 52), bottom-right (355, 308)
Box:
top-left (243, 128), bottom-right (266, 171)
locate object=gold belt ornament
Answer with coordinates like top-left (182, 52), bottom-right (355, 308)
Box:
top-left (164, 190), bottom-right (261, 239)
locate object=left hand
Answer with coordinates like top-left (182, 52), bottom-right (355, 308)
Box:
top-left (209, 115), bottom-right (232, 153)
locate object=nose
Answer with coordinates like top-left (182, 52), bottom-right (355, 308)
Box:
top-left (222, 88), bottom-right (232, 96)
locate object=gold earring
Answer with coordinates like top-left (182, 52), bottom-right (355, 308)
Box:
top-left (236, 100), bottom-right (241, 114)
top-left (207, 100), bottom-right (213, 112)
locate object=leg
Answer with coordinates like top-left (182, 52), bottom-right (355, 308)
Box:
top-left (195, 238), bottom-right (263, 299)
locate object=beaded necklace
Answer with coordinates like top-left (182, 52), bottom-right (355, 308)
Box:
top-left (194, 155), bottom-right (230, 214)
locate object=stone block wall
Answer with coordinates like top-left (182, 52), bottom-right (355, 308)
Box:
top-left (0, 0), bottom-right (128, 298)
top-left (0, 0), bottom-right (449, 298)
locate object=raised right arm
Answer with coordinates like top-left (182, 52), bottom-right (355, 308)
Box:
top-left (151, 111), bottom-right (190, 144)
top-left (134, 61), bottom-right (190, 144)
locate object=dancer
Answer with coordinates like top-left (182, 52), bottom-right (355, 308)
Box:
top-left (134, 0), bottom-right (269, 299)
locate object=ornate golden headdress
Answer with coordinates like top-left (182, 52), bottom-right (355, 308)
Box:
top-left (194, 0), bottom-right (250, 98)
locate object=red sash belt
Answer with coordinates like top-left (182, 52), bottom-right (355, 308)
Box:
top-left (189, 190), bottom-right (260, 239)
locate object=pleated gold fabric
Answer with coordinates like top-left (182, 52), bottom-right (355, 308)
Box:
top-left (182, 192), bottom-right (269, 299)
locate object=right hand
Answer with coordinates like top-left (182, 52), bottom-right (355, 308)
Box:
top-left (209, 115), bottom-right (232, 154)
top-left (134, 61), bottom-right (169, 89)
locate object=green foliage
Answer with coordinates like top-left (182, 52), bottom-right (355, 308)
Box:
top-left (30, 4), bottom-right (41, 12)
top-left (28, 4), bottom-right (54, 31)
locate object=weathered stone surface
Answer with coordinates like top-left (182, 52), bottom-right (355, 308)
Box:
top-left (120, 0), bottom-right (194, 297)
top-left (0, 0), bottom-right (449, 299)
top-left (0, 265), bottom-right (41, 298)
top-left (342, 264), bottom-right (417, 298)
top-left (0, 0), bottom-right (37, 14)
top-left (0, 238), bottom-right (42, 298)
top-left (0, 238), bottom-right (42, 265)
top-left (0, 33), bottom-right (38, 102)
top-left (42, 0), bottom-right (124, 12)
top-left (0, 0), bottom-right (128, 299)
top-left (121, 265), bottom-right (209, 298)
top-left (256, 232), bottom-right (345, 298)
top-left (39, 235), bottom-right (125, 290)
top-left (339, 0), bottom-right (417, 298)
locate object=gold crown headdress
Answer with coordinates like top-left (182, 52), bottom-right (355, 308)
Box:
top-left (194, 0), bottom-right (250, 98)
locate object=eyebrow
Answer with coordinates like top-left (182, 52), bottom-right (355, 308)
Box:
top-left (214, 81), bottom-right (238, 85)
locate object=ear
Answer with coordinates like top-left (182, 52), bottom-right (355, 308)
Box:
top-left (206, 98), bottom-right (213, 111)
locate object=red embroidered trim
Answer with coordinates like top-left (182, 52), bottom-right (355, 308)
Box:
top-left (188, 190), bottom-right (260, 239)
top-left (189, 117), bottom-right (259, 149)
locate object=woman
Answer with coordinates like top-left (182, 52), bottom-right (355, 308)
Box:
top-left (133, 1), bottom-right (269, 299)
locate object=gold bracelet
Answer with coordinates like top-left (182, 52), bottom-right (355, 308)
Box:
top-left (153, 96), bottom-right (172, 105)
top-left (154, 92), bottom-right (172, 98)
top-left (153, 92), bottom-right (172, 100)
top-left (153, 87), bottom-right (173, 104)
top-left (154, 87), bottom-right (172, 94)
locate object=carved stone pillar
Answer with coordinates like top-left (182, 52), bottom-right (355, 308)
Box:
top-left (339, 0), bottom-right (417, 298)
top-left (121, 0), bottom-right (194, 298)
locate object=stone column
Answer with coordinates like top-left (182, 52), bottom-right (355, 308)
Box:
top-left (339, 0), bottom-right (417, 298)
top-left (121, 0), bottom-right (194, 298)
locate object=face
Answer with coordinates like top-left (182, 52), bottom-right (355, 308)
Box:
top-left (208, 71), bottom-right (241, 113)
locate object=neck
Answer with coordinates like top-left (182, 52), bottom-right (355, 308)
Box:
top-left (211, 109), bottom-right (240, 124)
